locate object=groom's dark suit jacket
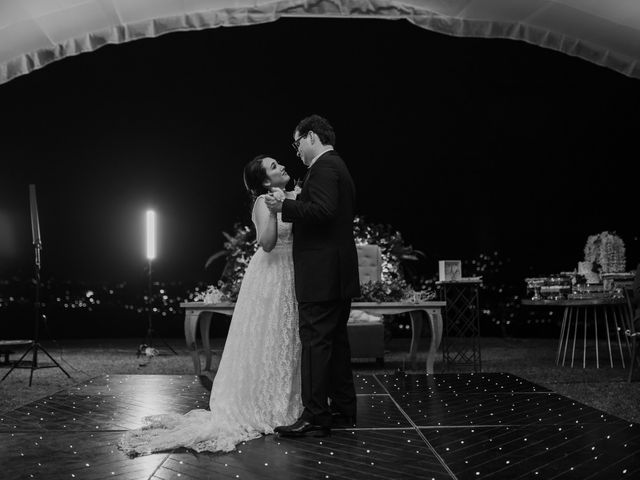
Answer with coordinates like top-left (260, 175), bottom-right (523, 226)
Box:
top-left (282, 150), bottom-right (361, 303)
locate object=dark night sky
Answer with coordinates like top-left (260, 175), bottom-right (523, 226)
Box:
top-left (0, 17), bottom-right (638, 285)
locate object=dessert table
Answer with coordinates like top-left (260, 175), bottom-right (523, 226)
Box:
top-left (521, 297), bottom-right (632, 368)
top-left (180, 301), bottom-right (446, 375)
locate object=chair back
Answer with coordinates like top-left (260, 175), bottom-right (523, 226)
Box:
top-left (357, 244), bottom-right (382, 285)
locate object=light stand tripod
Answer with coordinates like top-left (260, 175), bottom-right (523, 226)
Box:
top-left (143, 258), bottom-right (177, 354)
top-left (1, 185), bottom-right (72, 386)
top-left (141, 210), bottom-right (176, 355)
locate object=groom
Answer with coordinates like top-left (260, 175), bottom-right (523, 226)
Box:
top-left (265, 114), bottom-right (360, 437)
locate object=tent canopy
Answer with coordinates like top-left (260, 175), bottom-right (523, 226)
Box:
top-left (1, 0), bottom-right (640, 85)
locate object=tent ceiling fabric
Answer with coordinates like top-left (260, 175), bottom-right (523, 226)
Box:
top-left (1, 0), bottom-right (640, 85)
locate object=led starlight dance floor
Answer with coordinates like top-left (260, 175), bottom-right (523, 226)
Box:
top-left (1, 373), bottom-right (639, 479)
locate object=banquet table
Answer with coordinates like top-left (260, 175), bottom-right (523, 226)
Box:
top-left (521, 297), bottom-right (632, 368)
top-left (180, 301), bottom-right (446, 375)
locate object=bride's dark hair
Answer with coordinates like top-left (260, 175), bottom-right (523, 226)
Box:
top-left (243, 154), bottom-right (270, 201)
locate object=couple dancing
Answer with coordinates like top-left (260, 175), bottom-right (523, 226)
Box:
top-left (119, 114), bottom-right (361, 455)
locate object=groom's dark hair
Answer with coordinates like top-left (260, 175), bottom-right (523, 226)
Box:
top-left (296, 114), bottom-right (336, 147)
top-left (243, 154), bottom-right (270, 200)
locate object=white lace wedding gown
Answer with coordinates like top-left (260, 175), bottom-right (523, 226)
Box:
top-left (119, 196), bottom-right (302, 455)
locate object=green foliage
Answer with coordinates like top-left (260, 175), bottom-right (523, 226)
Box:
top-left (204, 216), bottom-right (431, 302)
top-left (353, 215), bottom-right (426, 286)
top-left (204, 223), bottom-right (257, 301)
top-left (356, 279), bottom-right (410, 302)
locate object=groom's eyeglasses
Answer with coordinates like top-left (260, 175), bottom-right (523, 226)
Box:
top-left (291, 133), bottom-right (308, 151)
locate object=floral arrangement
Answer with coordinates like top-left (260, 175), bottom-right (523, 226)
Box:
top-left (583, 231), bottom-right (626, 273)
top-left (192, 284), bottom-right (229, 304)
top-left (356, 279), bottom-right (409, 302)
top-left (195, 215), bottom-right (432, 303)
top-left (355, 279), bottom-right (436, 303)
top-left (200, 223), bottom-right (258, 302)
top-left (352, 215), bottom-right (426, 286)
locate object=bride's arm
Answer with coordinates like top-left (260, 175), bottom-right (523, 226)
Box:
top-left (253, 196), bottom-right (278, 252)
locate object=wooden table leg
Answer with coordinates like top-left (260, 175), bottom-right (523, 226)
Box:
top-left (424, 308), bottom-right (443, 375)
top-left (199, 312), bottom-right (213, 372)
top-left (408, 309), bottom-right (443, 374)
top-left (408, 311), bottom-right (423, 370)
top-left (184, 310), bottom-right (201, 375)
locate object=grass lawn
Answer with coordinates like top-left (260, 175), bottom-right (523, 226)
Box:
top-left (1, 336), bottom-right (638, 424)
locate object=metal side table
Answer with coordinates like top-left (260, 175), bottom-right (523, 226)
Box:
top-left (437, 280), bottom-right (482, 372)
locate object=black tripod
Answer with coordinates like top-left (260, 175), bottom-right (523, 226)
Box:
top-left (1, 185), bottom-right (72, 386)
top-left (142, 259), bottom-right (177, 355)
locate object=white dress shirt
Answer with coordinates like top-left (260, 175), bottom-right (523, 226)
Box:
top-left (308, 147), bottom-right (334, 169)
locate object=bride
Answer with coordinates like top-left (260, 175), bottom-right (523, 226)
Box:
top-left (118, 154), bottom-right (302, 455)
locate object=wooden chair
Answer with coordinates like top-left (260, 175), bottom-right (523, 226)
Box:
top-left (356, 244), bottom-right (382, 285)
top-left (348, 245), bottom-right (384, 364)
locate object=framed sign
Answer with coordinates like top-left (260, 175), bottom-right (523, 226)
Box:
top-left (439, 260), bottom-right (462, 282)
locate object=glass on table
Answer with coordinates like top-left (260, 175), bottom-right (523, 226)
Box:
top-left (525, 277), bottom-right (547, 300)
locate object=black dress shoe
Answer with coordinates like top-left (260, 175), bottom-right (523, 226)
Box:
top-left (331, 412), bottom-right (357, 428)
top-left (275, 419), bottom-right (331, 437)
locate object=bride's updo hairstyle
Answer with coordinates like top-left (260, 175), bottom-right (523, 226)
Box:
top-left (243, 154), bottom-right (270, 201)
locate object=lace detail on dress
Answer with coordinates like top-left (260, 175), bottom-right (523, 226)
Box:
top-left (118, 195), bottom-right (301, 456)
top-left (275, 213), bottom-right (293, 245)
top-left (251, 193), bottom-right (294, 247)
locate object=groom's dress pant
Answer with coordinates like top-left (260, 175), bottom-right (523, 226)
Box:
top-left (299, 299), bottom-right (357, 427)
